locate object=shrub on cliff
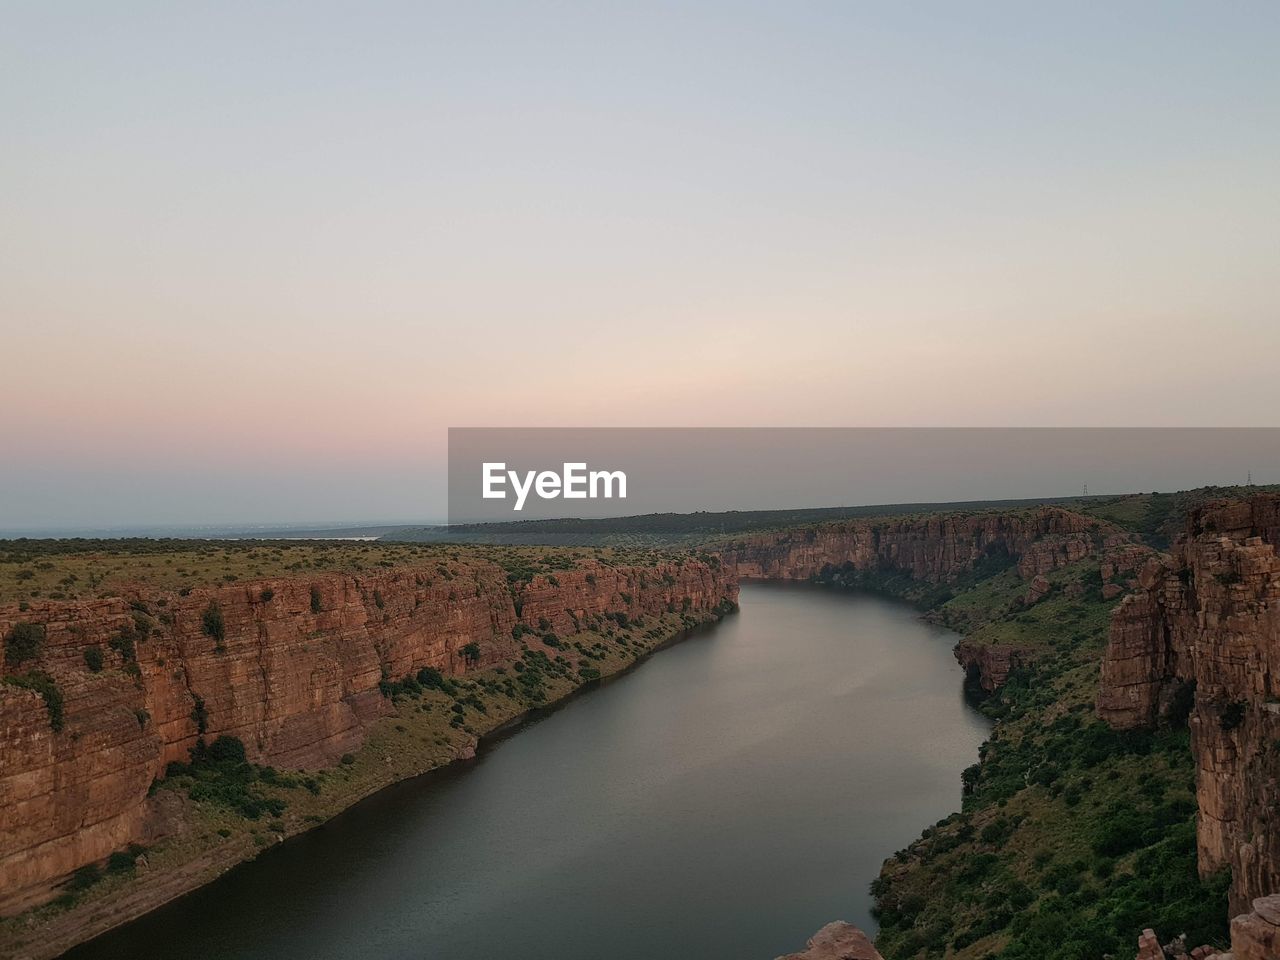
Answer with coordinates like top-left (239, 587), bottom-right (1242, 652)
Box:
top-left (205, 735), bottom-right (247, 764)
top-left (163, 736), bottom-right (287, 820)
top-left (1219, 700), bottom-right (1247, 731)
top-left (108, 628), bottom-right (136, 662)
top-left (66, 864), bottom-right (101, 893)
top-left (4, 621), bottom-right (45, 665)
top-left (107, 846), bottom-right (145, 874)
top-left (201, 602), bottom-right (225, 647)
top-left (83, 647), bottom-right (104, 672)
top-left (4, 670), bottom-right (64, 731)
top-left (380, 673), bottom-right (423, 698)
top-left (416, 666), bottom-right (457, 696)
top-left (310, 585), bottom-right (323, 613)
top-left (190, 694), bottom-right (208, 734)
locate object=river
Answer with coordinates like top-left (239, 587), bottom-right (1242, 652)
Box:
top-left (63, 581), bottom-right (990, 960)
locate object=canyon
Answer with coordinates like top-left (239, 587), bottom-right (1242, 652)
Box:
top-left (5, 493), bottom-right (1280, 959)
top-left (729, 498), bottom-right (1280, 958)
top-left (734, 492), bottom-right (1280, 957)
top-left (718, 505), bottom-right (1127, 584)
top-left (1097, 493), bottom-right (1280, 916)
top-left (0, 552), bottom-right (735, 935)
top-left (720, 505), bottom-right (1138, 692)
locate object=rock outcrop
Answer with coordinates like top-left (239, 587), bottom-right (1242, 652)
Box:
top-left (1130, 893), bottom-right (1280, 960)
top-left (720, 507), bottom-right (1126, 584)
top-left (1097, 494), bottom-right (1280, 913)
top-left (953, 639), bottom-right (1032, 693)
top-left (0, 556), bottom-right (736, 915)
top-left (1135, 928), bottom-right (1166, 960)
top-left (1231, 893), bottom-right (1280, 960)
top-left (775, 922), bottom-right (883, 960)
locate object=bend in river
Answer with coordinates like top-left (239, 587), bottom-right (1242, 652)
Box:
top-left (64, 581), bottom-right (990, 960)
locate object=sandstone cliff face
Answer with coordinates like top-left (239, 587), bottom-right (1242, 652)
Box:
top-left (953, 641), bottom-right (1031, 694)
top-left (1231, 893), bottom-right (1280, 960)
top-left (0, 557), bottom-right (735, 915)
top-left (1097, 494), bottom-right (1280, 913)
top-left (722, 507), bottom-right (1130, 692)
top-left (775, 922), bottom-right (884, 960)
top-left (720, 507), bottom-right (1125, 583)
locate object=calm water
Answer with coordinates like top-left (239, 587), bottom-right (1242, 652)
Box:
top-left (64, 583), bottom-right (989, 960)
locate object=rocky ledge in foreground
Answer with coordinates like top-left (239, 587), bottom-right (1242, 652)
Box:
top-left (775, 922), bottom-right (883, 960)
top-left (1140, 893), bottom-right (1280, 960)
top-left (1135, 893), bottom-right (1280, 959)
top-left (781, 892), bottom-right (1280, 960)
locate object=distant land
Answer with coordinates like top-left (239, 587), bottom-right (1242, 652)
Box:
top-left (0, 520), bottom-right (438, 540)
top-left (4, 487), bottom-right (1276, 547)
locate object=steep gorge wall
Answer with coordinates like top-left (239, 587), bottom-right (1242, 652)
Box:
top-left (1097, 493), bottom-right (1280, 913)
top-left (721, 507), bottom-right (1132, 689)
top-left (0, 557), bottom-right (735, 915)
top-left (718, 506), bottom-right (1125, 583)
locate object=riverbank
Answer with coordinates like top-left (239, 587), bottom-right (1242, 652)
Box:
top-left (48, 583), bottom-right (985, 960)
top-left (3, 604), bottom-right (735, 960)
top-left (0, 539), bottom-right (736, 959)
top-left (812, 554), bottom-right (1230, 958)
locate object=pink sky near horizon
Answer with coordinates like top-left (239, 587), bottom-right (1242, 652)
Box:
top-left (3, 2), bottom-right (1279, 527)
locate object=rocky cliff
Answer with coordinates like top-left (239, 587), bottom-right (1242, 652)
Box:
top-left (775, 922), bottom-right (884, 960)
top-left (719, 506), bottom-right (1124, 584)
top-left (721, 506), bottom-right (1132, 691)
top-left (1130, 893), bottom-right (1280, 960)
top-left (1097, 493), bottom-right (1280, 914)
top-left (0, 555), bottom-right (735, 916)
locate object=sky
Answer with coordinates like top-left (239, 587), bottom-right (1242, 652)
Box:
top-left (2, 2), bottom-right (1278, 528)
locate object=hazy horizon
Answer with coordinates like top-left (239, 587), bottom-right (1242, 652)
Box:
top-left (4, 2), bottom-right (1278, 527)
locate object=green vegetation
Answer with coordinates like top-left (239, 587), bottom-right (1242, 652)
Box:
top-left (108, 627), bottom-right (138, 662)
top-left (190, 694), bottom-right (208, 734)
top-left (1075, 485), bottom-right (1279, 549)
top-left (4, 671), bottom-right (64, 731)
top-left (853, 557), bottom-right (1230, 960)
top-left (4, 621), bottom-right (45, 665)
top-left (159, 736), bottom-right (293, 820)
top-left (383, 497), bottom-right (1107, 548)
top-left (201, 602), bottom-right (225, 646)
top-left (0, 538), bottom-right (532, 603)
top-left (815, 542), bottom-right (1017, 610)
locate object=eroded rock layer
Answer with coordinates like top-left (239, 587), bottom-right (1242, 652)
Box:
top-left (1097, 494), bottom-right (1280, 913)
top-left (0, 557), bottom-right (735, 915)
top-left (722, 506), bottom-right (1130, 691)
top-left (719, 507), bottom-right (1125, 583)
